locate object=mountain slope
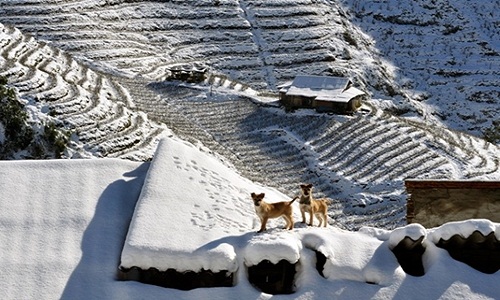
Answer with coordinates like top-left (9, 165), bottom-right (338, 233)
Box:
top-left (340, 0), bottom-right (500, 139)
top-left (1, 0), bottom-right (497, 141)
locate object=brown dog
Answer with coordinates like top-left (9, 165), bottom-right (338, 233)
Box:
top-left (298, 184), bottom-right (330, 227)
top-left (251, 192), bottom-right (297, 233)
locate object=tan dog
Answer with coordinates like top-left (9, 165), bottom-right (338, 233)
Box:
top-left (298, 184), bottom-right (330, 227)
top-left (251, 192), bottom-right (297, 233)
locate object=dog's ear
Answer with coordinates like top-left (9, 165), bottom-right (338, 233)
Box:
top-left (251, 192), bottom-right (256, 198)
top-left (306, 184), bottom-right (313, 189)
top-left (300, 184), bottom-right (306, 189)
top-left (260, 193), bottom-right (265, 198)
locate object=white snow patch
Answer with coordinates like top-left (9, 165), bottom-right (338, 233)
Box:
top-left (428, 219), bottom-right (500, 243)
top-left (388, 223), bottom-right (427, 249)
top-left (302, 229), bottom-right (402, 286)
top-left (244, 231), bottom-right (302, 266)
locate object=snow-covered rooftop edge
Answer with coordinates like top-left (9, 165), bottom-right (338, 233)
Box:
top-left (0, 136), bottom-right (499, 299)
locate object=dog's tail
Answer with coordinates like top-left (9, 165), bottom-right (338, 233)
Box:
top-left (289, 196), bottom-right (298, 205)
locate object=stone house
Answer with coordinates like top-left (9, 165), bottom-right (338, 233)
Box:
top-left (278, 75), bottom-right (365, 114)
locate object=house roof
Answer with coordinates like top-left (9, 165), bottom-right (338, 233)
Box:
top-left (279, 75), bottom-right (364, 103)
top-left (315, 86), bottom-right (365, 102)
top-left (121, 137), bottom-right (299, 274)
top-left (290, 75), bottom-right (350, 90)
top-left (1, 138), bottom-right (500, 299)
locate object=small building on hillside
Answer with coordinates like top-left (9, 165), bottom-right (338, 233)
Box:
top-left (165, 63), bottom-right (208, 83)
top-left (278, 75), bottom-right (365, 114)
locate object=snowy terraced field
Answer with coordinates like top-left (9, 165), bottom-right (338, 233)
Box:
top-left (0, 24), bottom-right (165, 160)
top-left (139, 92), bottom-right (498, 229)
top-left (0, 0), bottom-right (399, 93)
top-left (1, 0), bottom-right (499, 230)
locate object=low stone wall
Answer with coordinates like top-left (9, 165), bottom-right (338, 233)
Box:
top-left (405, 180), bottom-right (500, 228)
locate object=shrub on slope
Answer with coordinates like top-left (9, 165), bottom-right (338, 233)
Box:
top-left (0, 75), bottom-right (69, 159)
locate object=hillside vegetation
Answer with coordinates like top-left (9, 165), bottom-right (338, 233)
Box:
top-left (0, 75), bottom-right (69, 158)
top-left (0, 0), bottom-right (499, 229)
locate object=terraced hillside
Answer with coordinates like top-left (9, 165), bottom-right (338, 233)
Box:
top-left (0, 0), bottom-right (402, 96)
top-left (1, 1), bottom-right (499, 229)
top-left (0, 24), bottom-right (164, 161)
top-left (2, 0), bottom-right (497, 141)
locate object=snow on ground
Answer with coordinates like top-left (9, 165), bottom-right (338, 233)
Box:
top-left (1, 136), bottom-right (498, 299)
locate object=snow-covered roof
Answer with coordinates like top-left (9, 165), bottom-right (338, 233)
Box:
top-left (292, 75), bottom-right (350, 90)
top-left (120, 137), bottom-right (300, 273)
top-left (1, 138), bottom-right (500, 299)
top-left (281, 75), bottom-right (364, 103)
top-left (316, 86), bottom-right (365, 102)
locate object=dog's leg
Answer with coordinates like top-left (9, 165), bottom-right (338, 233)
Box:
top-left (316, 213), bottom-right (323, 227)
top-left (282, 216), bottom-right (288, 230)
top-left (258, 217), bottom-right (268, 233)
top-left (284, 215), bottom-right (294, 230)
top-left (300, 207), bottom-right (306, 223)
top-left (322, 213), bottom-right (328, 227)
top-left (308, 207), bottom-right (314, 226)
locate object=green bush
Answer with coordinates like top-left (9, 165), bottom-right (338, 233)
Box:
top-left (0, 76), bottom-right (35, 158)
top-left (0, 75), bottom-right (70, 159)
top-left (42, 122), bottom-right (70, 158)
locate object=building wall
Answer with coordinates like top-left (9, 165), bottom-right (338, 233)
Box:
top-left (314, 100), bottom-right (347, 113)
top-left (280, 94), bottom-right (314, 110)
top-left (352, 96), bottom-right (363, 109)
top-left (405, 180), bottom-right (500, 228)
top-left (281, 94), bottom-right (362, 114)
